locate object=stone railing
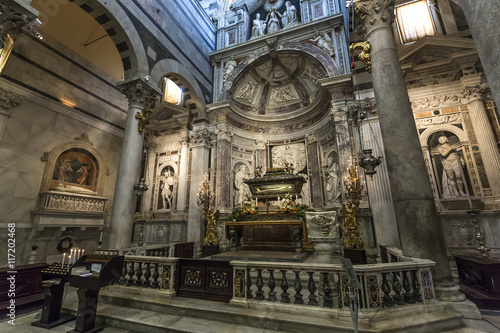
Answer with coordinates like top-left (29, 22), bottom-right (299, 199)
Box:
top-left (117, 255), bottom-right (178, 298)
top-left (230, 259), bottom-right (436, 313)
top-left (119, 242), bottom-right (194, 258)
top-left (39, 191), bottom-right (107, 213)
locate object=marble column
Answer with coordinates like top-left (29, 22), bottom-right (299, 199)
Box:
top-left (176, 116), bottom-right (190, 212)
top-left (463, 85), bottom-right (500, 196)
top-left (188, 128), bottom-right (212, 247)
top-left (360, 117), bottom-right (401, 248)
top-left (353, 0), bottom-right (451, 282)
top-left (108, 79), bottom-right (159, 249)
top-left (215, 126), bottom-right (233, 210)
top-left (450, 0), bottom-right (500, 107)
top-left (305, 133), bottom-right (322, 208)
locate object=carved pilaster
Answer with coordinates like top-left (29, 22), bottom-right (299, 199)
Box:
top-left (353, 0), bottom-right (395, 37)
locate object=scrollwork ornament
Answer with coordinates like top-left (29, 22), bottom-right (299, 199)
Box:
top-left (353, 0), bottom-right (396, 37)
top-left (350, 41), bottom-right (372, 72)
top-left (135, 108), bottom-right (152, 134)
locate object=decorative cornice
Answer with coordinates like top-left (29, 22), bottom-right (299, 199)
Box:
top-left (353, 0), bottom-right (396, 37)
top-left (415, 114), bottom-right (462, 128)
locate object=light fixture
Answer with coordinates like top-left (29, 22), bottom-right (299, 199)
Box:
top-left (133, 178), bottom-right (148, 197)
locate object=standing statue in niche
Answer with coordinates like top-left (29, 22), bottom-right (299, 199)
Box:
top-left (436, 136), bottom-right (466, 197)
top-left (266, 8), bottom-right (282, 34)
top-left (251, 13), bottom-right (267, 39)
top-left (324, 154), bottom-right (341, 202)
top-left (161, 170), bottom-right (175, 209)
top-left (234, 165), bottom-right (250, 206)
top-left (310, 32), bottom-right (335, 57)
top-left (281, 1), bottom-right (300, 28)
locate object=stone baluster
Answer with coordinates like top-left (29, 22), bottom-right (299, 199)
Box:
top-left (247, 269), bottom-right (253, 299)
top-left (402, 271), bottom-right (414, 304)
top-left (142, 263), bottom-right (151, 287)
top-left (135, 262), bottom-right (143, 286)
top-left (307, 272), bottom-right (318, 306)
top-left (119, 262), bottom-right (127, 285)
top-left (108, 79), bottom-right (160, 249)
top-left (151, 263), bottom-right (160, 289)
top-left (268, 269), bottom-right (277, 302)
top-left (391, 271), bottom-right (404, 305)
top-left (280, 270), bottom-right (290, 303)
top-left (255, 269), bottom-right (264, 300)
top-left (353, 0), bottom-right (453, 287)
top-left (293, 271), bottom-right (304, 304)
top-left (462, 85), bottom-right (500, 196)
top-left (412, 270), bottom-right (422, 303)
top-left (127, 262), bottom-right (136, 286)
top-left (322, 272), bottom-right (333, 307)
top-left (381, 272), bottom-right (394, 307)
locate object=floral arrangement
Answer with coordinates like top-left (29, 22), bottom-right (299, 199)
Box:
top-left (228, 207), bottom-right (242, 221)
top-left (279, 194), bottom-right (297, 214)
top-left (296, 204), bottom-right (310, 219)
top-left (241, 196), bottom-right (256, 214)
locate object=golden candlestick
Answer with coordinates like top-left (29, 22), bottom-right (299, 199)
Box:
top-left (197, 176), bottom-right (219, 246)
top-left (342, 161), bottom-right (366, 250)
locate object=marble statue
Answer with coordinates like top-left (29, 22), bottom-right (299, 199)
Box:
top-left (281, 1), bottom-right (300, 28)
top-left (312, 214), bottom-right (339, 238)
top-left (251, 13), bottom-right (267, 39)
top-left (161, 170), bottom-right (175, 209)
top-left (310, 32), bottom-right (335, 57)
top-left (223, 57), bottom-right (237, 84)
top-left (234, 165), bottom-right (249, 205)
top-left (324, 154), bottom-right (341, 202)
top-left (266, 9), bottom-right (282, 34)
top-left (436, 136), bottom-right (466, 197)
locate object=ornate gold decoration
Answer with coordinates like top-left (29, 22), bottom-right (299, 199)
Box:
top-left (350, 41), bottom-right (372, 73)
top-left (342, 161), bottom-right (366, 249)
top-left (234, 269), bottom-right (246, 298)
top-left (135, 108), bottom-right (152, 134)
top-left (0, 34), bottom-right (15, 76)
top-left (197, 176), bottom-right (220, 246)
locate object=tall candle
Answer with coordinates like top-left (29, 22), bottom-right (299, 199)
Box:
top-left (99, 231), bottom-right (103, 242)
top-left (62, 253), bottom-right (66, 266)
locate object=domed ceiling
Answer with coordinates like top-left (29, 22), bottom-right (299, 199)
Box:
top-left (230, 52), bottom-right (326, 117)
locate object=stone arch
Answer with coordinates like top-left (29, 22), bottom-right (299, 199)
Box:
top-left (40, 135), bottom-right (106, 196)
top-left (70, 0), bottom-right (149, 79)
top-left (149, 59), bottom-right (207, 119)
top-left (420, 124), bottom-right (469, 147)
top-left (221, 41), bottom-right (340, 101)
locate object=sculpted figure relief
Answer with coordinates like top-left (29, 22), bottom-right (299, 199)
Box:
top-left (310, 32), bottom-right (335, 56)
top-left (266, 9), bottom-right (282, 34)
top-left (251, 13), bottom-right (267, 39)
top-left (324, 154), bottom-right (341, 202)
top-left (436, 136), bottom-right (466, 197)
top-left (223, 57), bottom-right (237, 84)
top-left (237, 81), bottom-right (257, 103)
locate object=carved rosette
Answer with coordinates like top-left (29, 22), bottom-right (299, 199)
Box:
top-left (0, 88), bottom-right (23, 113)
top-left (353, 0), bottom-right (396, 37)
top-left (119, 80), bottom-right (159, 110)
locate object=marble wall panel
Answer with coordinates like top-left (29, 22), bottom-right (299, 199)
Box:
top-left (2, 117), bottom-right (31, 147)
top-left (14, 171), bottom-right (43, 199)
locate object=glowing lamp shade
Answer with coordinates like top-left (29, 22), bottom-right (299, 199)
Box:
top-left (396, 0), bottom-right (436, 44)
top-left (163, 78), bottom-right (182, 104)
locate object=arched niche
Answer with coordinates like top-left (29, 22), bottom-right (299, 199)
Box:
top-left (40, 136), bottom-right (106, 196)
top-left (155, 162), bottom-right (178, 211)
top-left (232, 161), bottom-right (253, 206)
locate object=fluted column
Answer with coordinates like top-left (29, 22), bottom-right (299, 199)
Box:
top-left (108, 79), bottom-right (159, 249)
top-left (215, 126), bottom-right (233, 210)
top-left (360, 116), bottom-right (400, 248)
top-left (188, 128), bottom-right (212, 247)
top-left (450, 0), bottom-right (500, 107)
top-left (354, 0), bottom-right (451, 282)
top-left (463, 85), bottom-right (500, 196)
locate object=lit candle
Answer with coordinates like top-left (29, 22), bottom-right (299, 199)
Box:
top-left (82, 249), bottom-right (84, 258)
top-left (62, 253), bottom-right (66, 266)
top-left (77, 249), bottom-right (81, 261)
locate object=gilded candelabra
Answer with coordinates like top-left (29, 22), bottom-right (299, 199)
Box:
top-left (197, 177), bottom-right (219, 246)
top-left (342, 161), bottom-right (366, 250)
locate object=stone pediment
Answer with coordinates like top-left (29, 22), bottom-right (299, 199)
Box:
top-left (398, 36), bottom-right (476, 67)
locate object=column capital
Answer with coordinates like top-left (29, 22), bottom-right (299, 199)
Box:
top-left (215, 126), bottom-right (233, 141)
top-left (330, 104), bottom-right (351, 122)
top-left (0, 0), bottom-right (39, 40)
top-left (463, 84), bottom-right (487, 102)
top-left (118, 78), bottom-right (160, 109)
top-left (353, 0), bottom-right (396, 37)
top-left (0, 87), bottom-right (23, 115)
top-left (305, 132), bottom-right (317, 143)
top-left (189, 128), bottom-right (214, 148)
top-left (255, 140), bottom-right (267, 150)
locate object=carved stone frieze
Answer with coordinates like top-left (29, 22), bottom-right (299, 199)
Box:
top-left (118, 79), bottom-right (160, 109)
top-left (0, 88), bottom-right (23, 112)
top-left (42, 192), bottom-right (107, 213)
top-left (416, 114), bottom-right (462, 128)
top-left (411, 94), bottom-right (464, 111)
top-left (406, 71), bottom-right (461, 89)
top-left (353, 0), bottom-right (396, 36)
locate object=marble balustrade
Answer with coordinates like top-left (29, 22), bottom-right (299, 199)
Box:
top-left (119, 243), bottom-right (176, 257)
